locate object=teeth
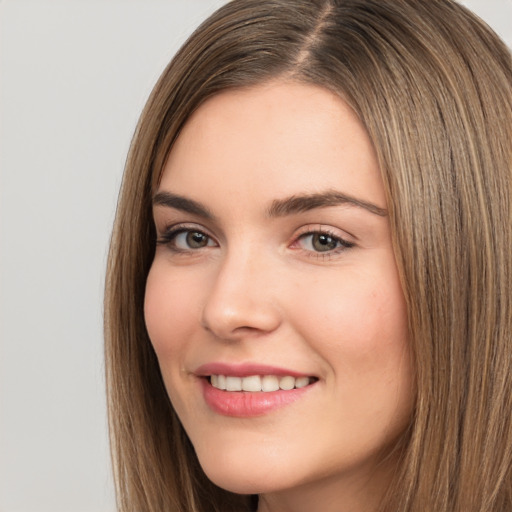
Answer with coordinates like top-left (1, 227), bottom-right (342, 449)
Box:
top-left (295, 376), bottom-right (310, 388)
top-left (217, 375), bottom-right (226, 390)
top-left (242, 375), bottom-right (261, 392)
top-left (261, 375), bottom-right (280, 392)
top-left (226, 376), bottom-right (242, 391)
top-left (209, 374), bottom-right (314, 392)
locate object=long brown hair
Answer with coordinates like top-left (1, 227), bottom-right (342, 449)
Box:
top-left (104, 1), bottom-right (512, 510)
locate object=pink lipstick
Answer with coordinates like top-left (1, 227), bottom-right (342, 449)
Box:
top-left (195, 363), bottom-right (317, 417)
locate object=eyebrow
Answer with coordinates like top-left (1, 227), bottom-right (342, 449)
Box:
top-left (152, 189), bottom-right (388, 219)
top-left (152, 191), bottom-right (215, 219)
top-left (267, 191), bottom-right (388, 217)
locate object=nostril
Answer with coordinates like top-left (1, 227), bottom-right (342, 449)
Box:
top-left (200, 265), bottom-right (282, 340)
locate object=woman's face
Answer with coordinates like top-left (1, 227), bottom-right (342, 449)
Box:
top-left (145, 82), bottom-right (413, 511)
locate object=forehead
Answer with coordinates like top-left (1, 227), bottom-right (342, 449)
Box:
top-left (159, 81), bottom-right (385, 210)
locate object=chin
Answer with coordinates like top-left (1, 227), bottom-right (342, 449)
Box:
top-left (195, 447), bottom-right (293, 495)
top-left (201, 464), bottom-right (271, 495)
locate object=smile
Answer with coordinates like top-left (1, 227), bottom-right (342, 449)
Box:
top-left (209, 374), bottom-right (316, 392)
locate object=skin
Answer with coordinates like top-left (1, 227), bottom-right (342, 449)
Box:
top-left (144, 81), bottom-right (414, 512)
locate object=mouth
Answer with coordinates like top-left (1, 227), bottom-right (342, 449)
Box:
top-left (195, 363), bottom-right (319, 416)
top-left (199, 372), bottom-right (318, 417)
top-left (208, 374), bottom-right (317, 392)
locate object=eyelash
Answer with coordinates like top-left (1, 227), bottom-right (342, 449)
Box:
top-left (292, 228), bottom-right (355, 259)
top-left (156, 224), bottom-right (215, 253)
top-left (156, 224), bottom-right (355, 258)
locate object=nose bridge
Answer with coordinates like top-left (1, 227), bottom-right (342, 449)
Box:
top-left (201, 241), bottom-right (281, 339)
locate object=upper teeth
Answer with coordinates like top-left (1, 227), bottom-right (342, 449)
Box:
top-left (210, 375), bottom-right (312, 392)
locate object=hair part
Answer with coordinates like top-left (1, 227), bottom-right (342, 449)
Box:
top-left (105, 1), bottom-right (512, 510)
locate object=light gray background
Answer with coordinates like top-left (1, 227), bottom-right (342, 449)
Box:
top-left (0, 1), bottom-right (510, 511)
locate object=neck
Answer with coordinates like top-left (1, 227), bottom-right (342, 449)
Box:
top-left (256, 453), bottom-right (397, 512)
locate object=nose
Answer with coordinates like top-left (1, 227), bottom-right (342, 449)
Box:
top-left (201, 249), bottom-right (282, 341)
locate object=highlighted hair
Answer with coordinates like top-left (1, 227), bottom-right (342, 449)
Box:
top-left (105, 1), bottom-right (512, 510)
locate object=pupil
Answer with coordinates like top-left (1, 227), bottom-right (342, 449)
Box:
top-left (187, 231), bottom-right (207, 248)
top-left (313, 234), bottom-right (337, 252)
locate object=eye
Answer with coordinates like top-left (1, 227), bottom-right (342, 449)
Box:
top-left (295, 231), bottom-right (354, 254)
top-left (175, 230), bottom-right (213, 249)
top-left (157, 227), bottom-right (216, 251)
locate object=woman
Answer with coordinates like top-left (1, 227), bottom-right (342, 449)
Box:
top-left (104, 1), bottom-right (512, 511)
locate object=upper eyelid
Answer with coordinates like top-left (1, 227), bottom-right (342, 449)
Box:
top-left (155, 221), bottom-right (355, 247)
top-left (294, 231), bottom-right (353, 247)
top-left (290, 225), bottom-right (356, 252)
top-left (156, 225), bottom-right (218, 252)
top-left (157, 222), bottom-right (214, 236)
top-left (293, 224), bottom-right (356, 242)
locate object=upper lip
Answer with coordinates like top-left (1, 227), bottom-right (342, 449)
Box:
top-left (194, 362), bottom-right (314, 378)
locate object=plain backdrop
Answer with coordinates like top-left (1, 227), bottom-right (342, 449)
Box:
top-left (0, 1), bottom-right (510, 511)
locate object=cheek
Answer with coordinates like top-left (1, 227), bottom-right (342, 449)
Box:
top-left (300, 276), bottom-right (406, 336)
top-left (292, 264), bottom-right (410, 378)
top-left (144, 261), bottom-right (201, 359)
top-left (144, 262), bottom-right (206, 418)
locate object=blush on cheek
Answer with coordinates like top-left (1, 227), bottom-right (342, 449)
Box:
top-left (144, 266), bottom-right (205, 359)
top-left (295, 280), bottom-right (408, 375)
top-left (144, 270), bottom-right (175, 356)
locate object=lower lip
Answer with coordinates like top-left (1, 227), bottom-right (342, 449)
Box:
top-left (201, 379), bottom-right (314, 417)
